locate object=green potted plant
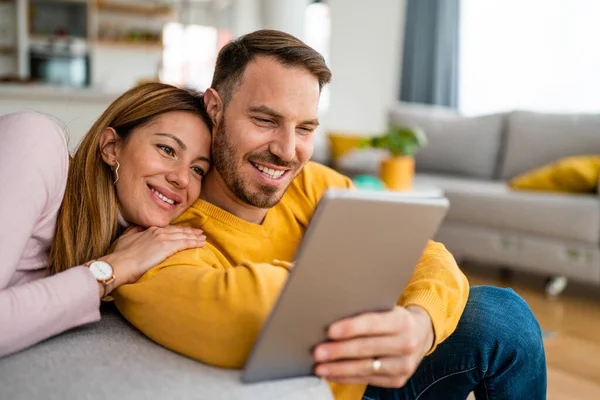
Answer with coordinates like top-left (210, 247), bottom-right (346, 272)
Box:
top-left (358, 125), bottom-right (427, 191)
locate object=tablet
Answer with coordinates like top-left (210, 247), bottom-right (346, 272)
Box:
top-left (242, 188), bottom-right (449, 383)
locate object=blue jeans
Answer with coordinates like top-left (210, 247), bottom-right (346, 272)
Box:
top-left (362, 286), bottom-right (547, 400)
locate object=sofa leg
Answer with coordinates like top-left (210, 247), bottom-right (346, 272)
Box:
top-left (545, 276), bottom-right (568, 297)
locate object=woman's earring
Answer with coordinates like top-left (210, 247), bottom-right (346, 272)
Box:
top-left (113, 161), bottom-right (120, 185)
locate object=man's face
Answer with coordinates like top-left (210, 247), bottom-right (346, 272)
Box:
top-left (212, 56), bottom-right (321, 209)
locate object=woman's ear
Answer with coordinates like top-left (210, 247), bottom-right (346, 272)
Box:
top-left (98, 127), bottom-right (121, 166)
top-left (204, 88), bottom-right (223, 126)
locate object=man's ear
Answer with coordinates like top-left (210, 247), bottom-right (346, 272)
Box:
top-left (204, 88), bottom-right (223, 126)
top-left (98, 127), bottom-right (122, 166)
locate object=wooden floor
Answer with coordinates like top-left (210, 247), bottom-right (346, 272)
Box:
top-left (463, 265), bottom-right (600, 400)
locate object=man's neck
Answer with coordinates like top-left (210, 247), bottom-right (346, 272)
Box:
top-left (200, 172), bottom-right (268, 225)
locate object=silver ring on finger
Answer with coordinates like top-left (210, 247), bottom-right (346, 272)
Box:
top-left (372, 358), bottom-right (383, 374)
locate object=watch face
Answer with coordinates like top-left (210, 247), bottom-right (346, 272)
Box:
top-left (89, 261), bottom-right (114, 280)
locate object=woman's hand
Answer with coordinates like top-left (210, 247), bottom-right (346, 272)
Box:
top-left (98, 225), bottom-right (206, 294)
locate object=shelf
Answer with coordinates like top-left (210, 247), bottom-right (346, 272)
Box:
top-left (96, 1), bottom-right (174, 17)
top-left (93, 39), bottom-right (163, 50)
top-left (29, 0), bottom-right (88, 3)
top-left (29, 34), bottom-right (88, 41)
top-left (0, 46), bottom-right (16, 55)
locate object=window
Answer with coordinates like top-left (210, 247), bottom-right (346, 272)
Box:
top-left (161, 22), bottom-right (231, 91)
top-left (459, 0), bottom-right (600, 115)
top-left (304, 1), bottom-right (330, 112)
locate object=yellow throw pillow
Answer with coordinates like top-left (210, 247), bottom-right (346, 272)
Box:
top-left (327, 132), bottom-right (366, 163)
top-left (508, 155), bottom-right (600, 193)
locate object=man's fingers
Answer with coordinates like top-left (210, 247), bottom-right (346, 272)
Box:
top-left (328, 307), bottom-right (406, 339)
top-left (319, 375), bottom-right (368, 385)
top-left (314, 335), bottom-right (402, 362)
top-left (326, 374), bottom-right (410, 389)
top-left (315, 356), bottom-right (412, 384)
top-left (315, 358), bottom-right (378, 377)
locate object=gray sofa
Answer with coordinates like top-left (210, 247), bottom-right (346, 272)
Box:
top-left (0, 303), bottom-right (333, 399)
top-left (335, 102), bottom-right (600, 294)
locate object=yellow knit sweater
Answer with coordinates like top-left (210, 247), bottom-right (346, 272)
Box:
top-left (113, 162), bottom-right (469, 400)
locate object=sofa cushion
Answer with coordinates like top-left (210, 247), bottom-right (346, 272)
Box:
top-left (0, 304), bottom-right (333, 400)
top-left (415, 173), bottom-right (600, 245)
top-left (388, 103), bottom-right (506, 179)
top-left (499, 111), bottom-right (600, 179)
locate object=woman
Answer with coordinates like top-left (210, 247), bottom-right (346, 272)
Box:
top-left (0, 82), bottom-right (212, 357)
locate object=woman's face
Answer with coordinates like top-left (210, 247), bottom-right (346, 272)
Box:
top-left (114, 111), bottom-right (211, 227)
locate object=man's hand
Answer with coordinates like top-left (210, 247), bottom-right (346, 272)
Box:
top-left (313, 305), bottom-right (434, 388)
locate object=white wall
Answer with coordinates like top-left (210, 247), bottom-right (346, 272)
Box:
top-left (262, 0), bottom-right (310, 41)
top-left (91, 45), bottom-right (162, 92)
top-left (230, 0), bottom-right (262, 37)
top-left (326, 0), bottom-right (406, 135)
top-left (0, 88), bottom-right (116, 151)
top-left (230, 0), bottom-right (309, 39)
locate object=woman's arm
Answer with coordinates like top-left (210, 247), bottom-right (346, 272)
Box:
top-left (0, 111), bottom-right (208, 358)
top-left (0, 267), bottom-right (102, 357)
top-left (0, 112), bottom-right (101, 357)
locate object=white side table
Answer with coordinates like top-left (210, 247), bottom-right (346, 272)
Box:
top-left (352, 176), bottom-right (444, 198)
top-left (400, 183), bottom-right (445, 198)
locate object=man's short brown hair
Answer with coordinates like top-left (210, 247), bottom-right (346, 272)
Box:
top-left (210, 29), bottom-right (332, 105)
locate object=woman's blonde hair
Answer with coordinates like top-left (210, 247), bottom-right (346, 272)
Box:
top-left (48, 82), bottom-right (212, 275)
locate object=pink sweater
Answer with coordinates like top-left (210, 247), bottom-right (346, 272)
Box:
top-left (0, 112), bottom-right (100, 357)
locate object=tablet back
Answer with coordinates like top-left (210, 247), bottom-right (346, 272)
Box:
top-left (242, 189), bottom-right (449, 383)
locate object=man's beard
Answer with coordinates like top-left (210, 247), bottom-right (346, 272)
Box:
top-left (212, 117), bottom-right (301, 209)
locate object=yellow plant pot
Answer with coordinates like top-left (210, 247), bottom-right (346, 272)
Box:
top-left (380, 156), bottom-right (414, 191)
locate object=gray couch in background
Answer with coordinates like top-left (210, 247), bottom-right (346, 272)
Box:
top-left (335, 102), bottom-right (600, 294)
top-left (0, 303), bottom-right (333, 400)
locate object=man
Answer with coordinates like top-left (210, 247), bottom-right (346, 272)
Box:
top-left (114, 30), bottom-right (546, 399)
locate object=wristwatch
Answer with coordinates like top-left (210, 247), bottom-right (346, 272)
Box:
top-left (85, 260), bottom-right (116, 299)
